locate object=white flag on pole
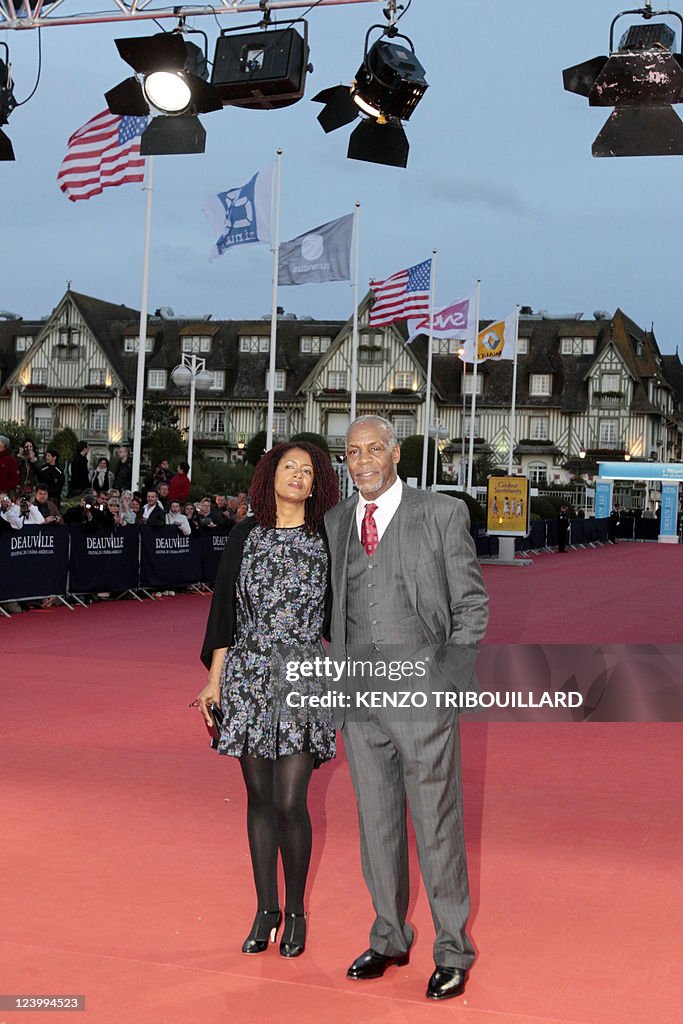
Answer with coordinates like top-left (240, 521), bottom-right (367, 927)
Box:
top-left (460, 311), bottom-right (517, 362)
top-left (202, 165), bottom-right (274, 261)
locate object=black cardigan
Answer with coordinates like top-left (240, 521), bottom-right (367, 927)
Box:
top-left (200, 517), bottom-right (332, 669)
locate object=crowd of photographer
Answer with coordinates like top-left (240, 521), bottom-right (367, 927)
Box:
top-left (0, 435), bottom-right (250, 614)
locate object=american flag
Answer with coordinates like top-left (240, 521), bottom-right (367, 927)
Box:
top-left (57, 111), bottom-right (148, 202)
top-left (369, 258), bottom-right (432, 327)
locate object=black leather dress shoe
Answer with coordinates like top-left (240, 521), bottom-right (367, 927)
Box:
top-left (426, 966), bottom-right (468, 1000)
top-left (347, 948), bottom-right (409, 980)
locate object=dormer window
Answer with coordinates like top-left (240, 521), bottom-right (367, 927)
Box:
top-left (124, 336), bottom-right (153, 353)
top-left (517, 337), bottom-right (529, 354)
top-left (182, 335), bottom-right (212, 354)
top-left (530, 373), bottom-right (551, 396)
top-left (265, 370), bottom-right (286, 391)
top-left (240, 335), bottom-right (270, 353)
top-left (300, 335), bottom-right (331, 353)
top-left (15, 335), bottom-right (34, 352)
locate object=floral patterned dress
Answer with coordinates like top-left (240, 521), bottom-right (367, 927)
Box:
top-left (218, 525), bottom-right (335, 763)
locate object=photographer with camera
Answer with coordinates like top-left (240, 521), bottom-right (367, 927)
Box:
top-left (0, 491), bottom-right (45, 529)
top-left (63, 490), bottom-right (113, 527)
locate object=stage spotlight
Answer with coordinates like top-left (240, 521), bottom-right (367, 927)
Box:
top-left (105, 29), bottom-right (222, 155)
top-left (1, 45), bottom-right (17, 162)
top-left (312, 24), bottom-right (428, 168)
top-left (211, 20), bottom-right (311, 109)
top-left (563, 6), bottom-right (683, 156)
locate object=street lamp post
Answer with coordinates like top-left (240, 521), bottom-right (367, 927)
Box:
top-left (171, 354), bottom-right (213, 480)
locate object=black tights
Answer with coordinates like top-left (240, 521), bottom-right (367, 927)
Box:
top-left (240, 753), bottom-right (314, 915)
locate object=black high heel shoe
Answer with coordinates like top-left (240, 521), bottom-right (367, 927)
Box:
top-left (279, 912), bottom-right (306, 958)
top-left (241, 909), bottom-right (282, 954)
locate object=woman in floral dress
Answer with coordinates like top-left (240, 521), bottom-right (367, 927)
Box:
top-left (196, 442), bottom-right (340, 959)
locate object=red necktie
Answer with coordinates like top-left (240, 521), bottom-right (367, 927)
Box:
top-left (361, 502), bottom-right (379, 557)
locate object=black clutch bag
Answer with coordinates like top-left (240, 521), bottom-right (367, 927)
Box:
top-left (208, 702), bottom-right (224, 750)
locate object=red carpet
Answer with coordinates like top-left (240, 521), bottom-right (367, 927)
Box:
top-left (1, 544), bottom-right (681, 1023)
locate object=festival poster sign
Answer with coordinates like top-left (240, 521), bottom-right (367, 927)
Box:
top-left (486, 476), bottom-right (530, 537)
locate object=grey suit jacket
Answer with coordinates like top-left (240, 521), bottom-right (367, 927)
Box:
top-left (324, 483), bottom-right (489, 697)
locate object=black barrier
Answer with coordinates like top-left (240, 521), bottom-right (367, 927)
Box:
top-left (0, 525), bottom-right (69, 601)
top-left (200, 527), bottom-right (232, 584)
top-left (68, 524), bottom-right (140, 593)
top-left (140, 527), bottom-right (202, 589)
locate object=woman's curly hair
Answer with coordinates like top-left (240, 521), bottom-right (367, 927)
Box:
top-left (249, 441), bottom-right (340, 531)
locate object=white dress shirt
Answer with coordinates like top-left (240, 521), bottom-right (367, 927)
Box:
top-left (355, 476), bottom-right (403, 543)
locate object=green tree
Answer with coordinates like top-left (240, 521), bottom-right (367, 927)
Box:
top-left (49, 427), bottom-right (79, 462)
top-left (289, 432), bottom-right (330, 456)
top-left (245, 430), bottom-right (267, 467)
top-left (145, 427), bottom-right (185, 472)
top-left (0, 420), bottom-right (39, 453)
top-left (142, 399), bottom-right (180, 435)
top-left (188, 459), bottom-right (254, 501)
top-left (471, 451), bottom-right (498, 486)
top-left (440, 489), bottom-right (486, 523)
top-left (397, 434), bottom-right (443, 486)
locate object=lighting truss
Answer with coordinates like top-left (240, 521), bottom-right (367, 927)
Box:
top-left (0, 0), bottom-right (383, 32)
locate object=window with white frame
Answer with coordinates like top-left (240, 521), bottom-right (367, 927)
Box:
top-left (265, 370), bottom-right (286, 391)
top-left (394, 371), bottom-right (416, 390)
top-left (464, 415), bottom-right (479, 438)
top-left (327, 370), bottom-right (347, 390)
top-left (208, 370), bottom-right (225, 390)
top-left (89, 368), bottom-right (106, 386)
top-left (204, 409), bottom-right (225, 435)
top-left (272, 412), bottom-right (287, 436)
top-left (15, 335), bottom-right (34, 352)
top-left (31, 367), bottom-right (48, 386)
top-left (89, 407), bottom-right (109, 432)
top-left (529, 415), bottom-right (549, 440)
top-left (530, 373), bottom-right (551, 396)
top-left (517, 336), bottom-right (529, 354)
top-left (561, 336), bottom-right (595, 355)
top-left (463, 373), bottom-right (483, 395)
top-left (528, 462), bottom-right (548, 485)
top-left (124, 336), bottom-right (153, 353)
top-left (181, 335), bottom-right (212, 354)
top-left (392, 415), bottom-right (415, 440)
top-left (300, 335), bottom-right (331, 353)
top-left (601, 373), bottom-right (621, 393)
top-left (33, 406), bottom-right (53, 434)
top-left (147, 369), bottom-right (167, 389)
top-left (240, 335), bottom-right (270, 353)
top-left (434, 338), bottom-right (465, 355)
top-left (359, 346), bottom-right (384, 363)
top-left (599, 420), bottom-right (619, 446)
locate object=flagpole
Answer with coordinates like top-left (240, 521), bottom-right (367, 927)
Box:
top-left (131, 156), bottom-right (153, 494)
top-left (420, 250), bottom-right (437, 489)
top-left (507, 305), bottom-right (521, 475)
top-left (466, 277), bottom-right (481, 494)
top-left (266, 148), bottom-right (283, 452)
top-left (460, 357), bottom-right (467, 487)
top-left (348, 201), bottom-right (361, 496)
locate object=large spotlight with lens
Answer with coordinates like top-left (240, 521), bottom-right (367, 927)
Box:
top-left (563, 5), bottom-right (683, 156)
top-left (1, 44), bottom-right (17, 162)
top-left (313, 23), bottom-right (428, 168)
top-left (105, 29), bottom-right (223, 155)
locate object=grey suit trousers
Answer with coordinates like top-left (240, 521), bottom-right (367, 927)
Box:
top-left (343, 707), bottom-right (475, 970)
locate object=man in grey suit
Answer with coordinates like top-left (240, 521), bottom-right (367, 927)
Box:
top-left (324, 415), bottom-right (488, 1001)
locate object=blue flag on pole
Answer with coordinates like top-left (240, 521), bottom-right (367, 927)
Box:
top-left (202, 165), bottom-right (274, 260)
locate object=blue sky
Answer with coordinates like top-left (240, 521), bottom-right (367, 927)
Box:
top-left (3, 0), bottom-right (683, 353)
